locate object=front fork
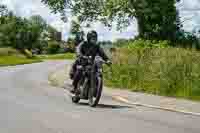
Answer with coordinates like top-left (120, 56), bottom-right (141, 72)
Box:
top-left (90, 64), bottom-right (103, 97)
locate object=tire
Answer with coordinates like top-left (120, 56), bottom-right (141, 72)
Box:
top-left (89, 76), bottom-right (103, 107)
top-left (72, 96), bottom-right (80, 103)
top-left (71, 79), bottom-right (82, 104)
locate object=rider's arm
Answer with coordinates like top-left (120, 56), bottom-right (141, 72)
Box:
top-left (97, 46), bottom-right (109, 61)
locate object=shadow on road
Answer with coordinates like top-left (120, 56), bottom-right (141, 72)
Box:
top-left (78, 102), bottom-right (132, 109)
top-left (64, 84), bottom-right (132, 109)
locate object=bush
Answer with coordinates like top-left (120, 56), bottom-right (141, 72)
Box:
top-left (47, 41), bottom-right (60, 54)
top-left (0, 47), bottom-right (21, 56)
top-left (126, 39), bottom-right (170, 49)
top-left (113, 39), bottom-right (171, 49)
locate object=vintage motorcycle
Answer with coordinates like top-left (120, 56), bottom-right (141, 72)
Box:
top-left (71, 55), bottom-right (111, 107)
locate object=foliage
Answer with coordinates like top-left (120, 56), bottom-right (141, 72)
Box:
top-left (175, 30), bottom-right (200, 49)
top-left (0, 47), bottom-right (21, 56)
top-left (113, 39), bottom-right (171, 48)
top-left (127, 39), bottom-right (170, 48)
top-left (42, 0), bottom-right (181, 40)
top-left (70, 20), bottom-right (82, 36)
top-left (66, 37), bottom-right (76, 52)
top-left (65, 20), bottom-right (84, 53)
top-left (99, 40), bottom-right (112, 46)
top-left (0, 4), bottom-right (61, 54)
top-left (47, 41), bottom-right (61, 54)
top-left (29, 15), bottom-right (47, 30)
top-left (104, 48), bottom-right (200, 101)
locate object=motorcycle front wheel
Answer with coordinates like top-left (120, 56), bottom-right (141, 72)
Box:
top-left (71, 79), bottom-right (82, 104)
top-left (89, 76), bottom-right (103, 107)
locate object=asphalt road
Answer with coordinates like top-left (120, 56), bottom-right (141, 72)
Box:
top-left (0, 61), bottom-right (200, 133)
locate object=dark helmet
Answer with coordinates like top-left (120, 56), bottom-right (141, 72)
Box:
top-left (87, 30), bottom-right (98, 42)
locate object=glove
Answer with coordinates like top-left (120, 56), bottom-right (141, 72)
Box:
top-left (106, 60), bottom-right (112, 65)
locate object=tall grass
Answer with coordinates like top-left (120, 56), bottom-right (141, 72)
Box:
top-left (104, 48), bottom-right (200, 101)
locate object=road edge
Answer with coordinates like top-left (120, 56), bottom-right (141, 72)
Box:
top-left (112, 95), bottom-right (200, 117)
top-left (48, 63), bottom-right (200, 117)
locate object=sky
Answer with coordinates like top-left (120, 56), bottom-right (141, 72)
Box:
top-left (0, 0), bottom-right (200, 41)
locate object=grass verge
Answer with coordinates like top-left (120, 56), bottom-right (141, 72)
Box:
top-left (0, 56), bottom-right (42, 67)
top-left (0, 47), bottom-right (42, 66)
top-left (37, 53), bottom-right (75, 60)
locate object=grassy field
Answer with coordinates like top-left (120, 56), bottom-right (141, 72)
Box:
top-left (104, 47), bottom-right (200, 101)
top-left (37, 53), bottom-right (75, 60)
top-left (0, 47), bottom-right (42, 67)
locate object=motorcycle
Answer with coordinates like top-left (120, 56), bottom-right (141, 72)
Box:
top-left (71, 55), bottom-right (111, 107)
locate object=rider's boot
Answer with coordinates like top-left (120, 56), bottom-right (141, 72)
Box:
top-left (70, 83), bottom-right (77, 94)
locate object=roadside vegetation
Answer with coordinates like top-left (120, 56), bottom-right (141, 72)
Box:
top-left (0, 48), bottom-right (41, 67)
top-left (104, 40), bottom-right (200, 101)
top-left (0, 56), bottom-right (41, 67)
top-left (0, 5), bottom-right (65, 54)
top-left (37, 53), bottom-right (75, 60)
top-left (0, 4), bottom-right (76, 66)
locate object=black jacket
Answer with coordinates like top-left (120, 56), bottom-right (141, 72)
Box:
top-left (77, 41), bottom-right (109, 61)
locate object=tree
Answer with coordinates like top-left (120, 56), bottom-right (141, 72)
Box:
top-left (42, 0), bottom-right (181, 40)
top-left (0, 4), bottom-right (63, 54)
top-left (0, 9), bottom-right (18, 48)
top-left (29, 15), bottom-right (47, 31)
top-left (66, 37), bottom-right (76, 52)
top-left (0, 4), bottom-right (8, 24)
top-left (27, 15), bottom-right (48, 51)
top-left (46, 25), bottom-right (62, 41)
top-left (70, 20), bottom-right (82, 36)
top-left (65, 19), bottom-right (84, 52)
top-left (0, 4), bottom-right (8, 16)
top-left (47, 40), bottom-right (60, 54)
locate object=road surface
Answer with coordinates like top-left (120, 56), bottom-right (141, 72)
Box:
top-left (0, 61), bottom-right (200, 133)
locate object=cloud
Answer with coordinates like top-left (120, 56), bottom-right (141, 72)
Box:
top-left (1, 0), bottom-right (200, 41)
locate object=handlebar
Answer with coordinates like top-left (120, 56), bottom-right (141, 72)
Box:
top-left (80, 55), bottom-right (112, 65)
top-left (81, 55), bottom-right (92, 59)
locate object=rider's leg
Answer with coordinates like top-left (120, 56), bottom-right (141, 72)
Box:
top-left (69, 59), bottom-right (79, 79)
top-left (71, 69), bottom-right (82, 93)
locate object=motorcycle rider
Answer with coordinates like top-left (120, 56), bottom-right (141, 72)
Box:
top-left (70, 30), bottom-right (111, 93)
